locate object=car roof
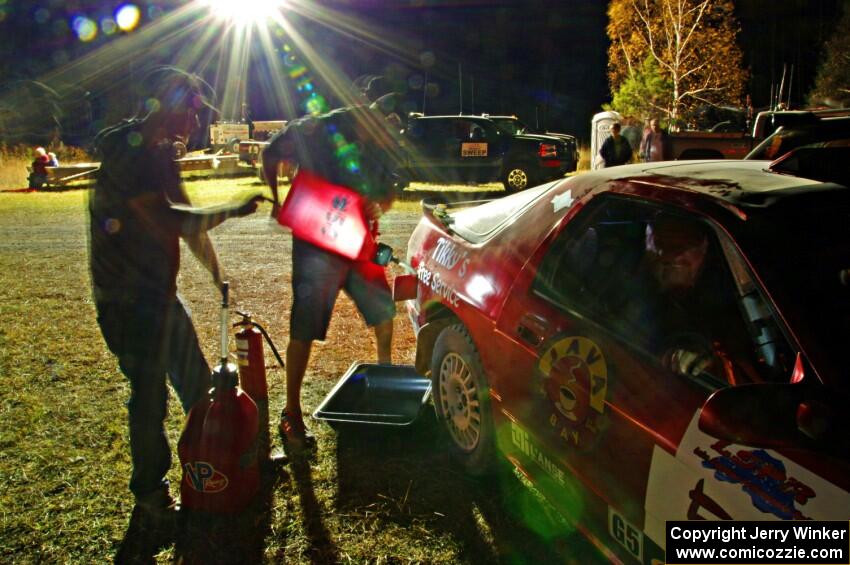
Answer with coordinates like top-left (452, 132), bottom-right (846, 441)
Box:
top-left (410, 115), bottom-right (494, 123)
top-left (581, 158), bottom-right (847, 210)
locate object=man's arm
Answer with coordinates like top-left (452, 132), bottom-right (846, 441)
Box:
top-left (185, 232), bottom-right (223, 288)
top-left (128, 191), bottom-right (263, 239)
top-left (163, 178), bottom-right (223, 287)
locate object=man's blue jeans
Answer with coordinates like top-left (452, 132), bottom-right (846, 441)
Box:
top-left (96, 295), bottom-right (211, 498)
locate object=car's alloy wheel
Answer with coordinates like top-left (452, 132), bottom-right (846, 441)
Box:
top-left (431, 324), bottom-right (496, 474)
top-left (503, 163), bottom-right (532, 191)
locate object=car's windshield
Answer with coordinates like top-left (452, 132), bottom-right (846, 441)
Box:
top-left (744, 192), bottom-right (850, 387)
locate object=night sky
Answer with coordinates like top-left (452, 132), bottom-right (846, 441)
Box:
top-left (0, 0), bottom-right (844, 144)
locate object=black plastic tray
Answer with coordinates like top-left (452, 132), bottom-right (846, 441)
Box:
top-left (312, 362), bottom-right (431, 426)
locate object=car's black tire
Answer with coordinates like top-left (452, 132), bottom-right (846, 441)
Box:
top-left (228, 137), bottom-right (240, 155)
top-left (431, 324), bottom-right (496, 475)
top-left (502, 161), bottom-right (535, 192)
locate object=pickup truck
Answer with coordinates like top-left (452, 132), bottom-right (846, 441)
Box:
top-left (657, 108), bottom-right (850, 160)
top-left (401, 114), bottom-right (574, 191)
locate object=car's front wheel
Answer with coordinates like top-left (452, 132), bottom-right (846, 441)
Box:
top-left (431, 324), bottom-right (496, 475)
top-left (502, 161), bottom-right (535, 192)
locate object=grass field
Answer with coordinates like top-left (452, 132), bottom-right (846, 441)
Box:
top-left (0, 173), bottom-right (602, 564)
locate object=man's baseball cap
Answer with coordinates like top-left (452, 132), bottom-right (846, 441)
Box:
top-left (646, 214), bottom-right (707, 257)
top-left (138, 66), bottom-right (219, 116)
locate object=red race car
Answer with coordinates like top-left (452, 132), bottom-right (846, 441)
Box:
top-left (399, 147), bottom-right (850, 564)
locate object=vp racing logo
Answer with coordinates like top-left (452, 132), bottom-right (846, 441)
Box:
top-left (183, 461), bottom-right (229, 493)
top-left (535, 335), bottom-right (608, 450)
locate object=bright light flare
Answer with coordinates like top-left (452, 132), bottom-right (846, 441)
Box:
top-left (115, 4), bottom-right (141, 31)
top-left (201, 0), bottom-right (285, 26)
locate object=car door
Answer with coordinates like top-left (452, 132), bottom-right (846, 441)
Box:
top-left (489, 195), bottom-right (773, 564)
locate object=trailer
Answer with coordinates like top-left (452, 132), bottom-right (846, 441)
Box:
top-left (209, 120), bottom-right (286, 156)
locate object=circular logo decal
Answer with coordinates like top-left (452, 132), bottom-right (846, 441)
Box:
top-left (536, 336), bottom-right (609, 450)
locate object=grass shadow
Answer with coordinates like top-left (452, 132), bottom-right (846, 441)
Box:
top-left (331, 411), bottom-right (604, 564)
top-left (167, 466), bottom-right (286, 564)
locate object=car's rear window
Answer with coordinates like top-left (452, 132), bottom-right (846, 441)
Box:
top-left (449, 182), bottom-right (555, 242)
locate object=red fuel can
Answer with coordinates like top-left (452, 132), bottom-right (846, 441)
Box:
top-left (178, 362), bottom-right (260, 514)
top-left (277, 170), bottom-right (376, 260)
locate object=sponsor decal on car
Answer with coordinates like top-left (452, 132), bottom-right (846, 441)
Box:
top-left (461, 142), bottom-right (488, 157)
top-left (644, 413), bottom-right (850, 552)
top-left (431, 238), bottom-right (470, 277)
top-left (510, 420), bottom-right (566, 486)
top-left (417, 264), bottom-right (460, 308)
top-left (535, 336), bottom-right (609, 449)
top-left (551, 189), bottom-right (574, 213)
top-left (694, 440), bottom-right (816, 520)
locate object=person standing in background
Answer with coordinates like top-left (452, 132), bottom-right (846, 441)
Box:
top-left (599, 122), bottom-right (632, 167)
top-left (640, 117), bottom-right (668, 162)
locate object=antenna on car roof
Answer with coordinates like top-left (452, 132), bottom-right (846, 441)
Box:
top-left (458, 62), bottom-right (463, 115)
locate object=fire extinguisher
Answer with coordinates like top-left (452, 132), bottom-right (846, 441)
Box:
top-left (233, 311), bottom-right (286, 464)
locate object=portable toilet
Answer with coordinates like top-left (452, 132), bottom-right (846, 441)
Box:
top-left (590, 110), bottom-right (623, 170)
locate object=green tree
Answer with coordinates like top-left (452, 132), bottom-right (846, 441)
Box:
top-left (608, 56), bottom-right (673, 120)
top-left (607, 0), bottom-right (748, 128)
top-left (808, 1), bottom-right (850, 107)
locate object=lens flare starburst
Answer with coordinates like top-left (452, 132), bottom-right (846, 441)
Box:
top-left (201, 0), bottom-right (286, 27)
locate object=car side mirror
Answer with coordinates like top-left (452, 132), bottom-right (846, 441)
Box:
top-left (698, 382), bottom-right (848, 457)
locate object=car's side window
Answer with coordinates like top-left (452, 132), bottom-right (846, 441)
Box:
top-left (717, 235), bottom-right (796, 383)
top-left (533, 197), bottom-right (767, 387)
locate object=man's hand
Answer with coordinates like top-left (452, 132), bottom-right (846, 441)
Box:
top-left (664, 347), bottom-right (714, 378)
top-left (366, 198), bottom-right (393, 222)
top-left (366, 201), bottom-right (384, 222)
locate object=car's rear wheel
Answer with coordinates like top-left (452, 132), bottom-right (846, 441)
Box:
top-left (431, 324), bottom-right (496, 475)
top-left (502, 161), bottom-right (535, 191)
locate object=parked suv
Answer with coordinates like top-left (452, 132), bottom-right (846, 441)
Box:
top-left (401, 114), bottom-right (573, 191)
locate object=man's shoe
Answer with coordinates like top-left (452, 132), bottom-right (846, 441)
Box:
top-left (279, 410), bottom-right (317, 451)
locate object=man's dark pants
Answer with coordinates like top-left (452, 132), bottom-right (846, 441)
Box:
top-left (96, 295), bottom-right (211, 498)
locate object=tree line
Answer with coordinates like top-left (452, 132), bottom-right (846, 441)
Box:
top-left (605, 0), bottom-right (850, 131)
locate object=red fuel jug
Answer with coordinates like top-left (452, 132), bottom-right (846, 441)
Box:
top-left (178, 283), bottom-right (260, 513)
top-left (277, 170), bottom-right (377, 260)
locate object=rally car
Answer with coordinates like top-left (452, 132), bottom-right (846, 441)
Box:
top-left (398, 147), bottom-right (850, 563)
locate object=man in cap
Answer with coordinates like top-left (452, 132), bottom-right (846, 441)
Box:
top-left (612, 213), bottom-right (731, 379)
top-left (89, 66), bottom-right (263, 526)
top-left (261, 90), bottom-right (406, 452)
